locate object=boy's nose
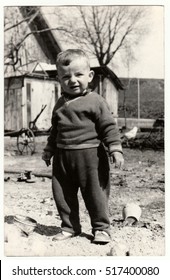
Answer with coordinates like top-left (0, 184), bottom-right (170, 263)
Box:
top-left (69, 76), bottom-right (77, 83)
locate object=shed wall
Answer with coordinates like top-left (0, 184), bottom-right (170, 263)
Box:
top-left (23, 78), bottom-right (60, 130)
top-left (4, 88), bottom-right (23, 131)
top-left (102, 78), bottom-right (119, 119)
top-left (4, 77), bottom-right (61, 131)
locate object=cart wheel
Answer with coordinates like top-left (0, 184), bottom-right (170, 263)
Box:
top-left (17, 128), bottom-right (35, 155)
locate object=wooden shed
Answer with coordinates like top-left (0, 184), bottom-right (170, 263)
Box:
top-left (4, 72), bottom-right (61, 131)
top-left (90, 66), bottom-right (124, 118)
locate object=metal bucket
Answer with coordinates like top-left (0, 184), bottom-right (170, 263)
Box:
top-left (122, 203), bottom-right (142, 221)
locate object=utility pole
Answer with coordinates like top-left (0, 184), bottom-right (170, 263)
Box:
top-left (137, 78), bottom-right (140, 126)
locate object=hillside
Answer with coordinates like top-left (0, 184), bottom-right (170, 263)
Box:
top-left (118, 78), bottom-right (164, 119)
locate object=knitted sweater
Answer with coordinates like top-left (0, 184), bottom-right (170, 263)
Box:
top-left (44, 91), bottom-right (122, 154)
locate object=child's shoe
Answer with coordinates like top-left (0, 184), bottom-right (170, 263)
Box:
top-left (93, 230), bottom-right (111, 244)
top-left (52, 231), bottom-right (78, 241)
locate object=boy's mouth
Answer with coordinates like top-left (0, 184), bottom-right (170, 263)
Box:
top-left (70, 85), bottom-right (80, 90)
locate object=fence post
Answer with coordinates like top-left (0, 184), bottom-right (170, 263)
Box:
top-left (137, 78), bottom-right (140, 126)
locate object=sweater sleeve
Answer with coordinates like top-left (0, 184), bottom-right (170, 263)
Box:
top-left (95, 96), bottom-right (123, 154)
top-left (44, 106), bottom-right (58, 154)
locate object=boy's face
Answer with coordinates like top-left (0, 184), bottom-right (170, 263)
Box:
top-left (58, 57), bottom-right (94, 96)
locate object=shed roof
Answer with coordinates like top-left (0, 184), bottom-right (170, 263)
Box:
top-left (91, 66), bottom-right (124, 90)
top-left (4, 73), bottom-right (58, 90)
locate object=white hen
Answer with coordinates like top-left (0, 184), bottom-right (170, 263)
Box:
top-left (123, 126), bottom-right (138, 140)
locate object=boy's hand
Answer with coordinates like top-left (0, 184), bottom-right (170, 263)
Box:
top-left (110, 151), bottom-right (124, 169)
top-left (42, 151), bottom-right (53, 167)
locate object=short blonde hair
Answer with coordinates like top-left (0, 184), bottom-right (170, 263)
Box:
top-left (56, 49), bottom-right (90, 69)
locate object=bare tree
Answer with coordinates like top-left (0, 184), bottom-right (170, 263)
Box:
top-left (52, 6), bottom-right (149, 66)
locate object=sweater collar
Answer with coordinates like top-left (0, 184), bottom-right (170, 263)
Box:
top-left (62, 88), bottom-right (92, 101)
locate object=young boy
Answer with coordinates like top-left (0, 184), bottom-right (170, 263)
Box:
top-left (42, 49), bottom-right (124, 244)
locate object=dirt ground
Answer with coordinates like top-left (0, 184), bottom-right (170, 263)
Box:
top-left (4, 137), bottom-right (165, 257)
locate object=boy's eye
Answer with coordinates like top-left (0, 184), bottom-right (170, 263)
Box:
top-left (62, 75), bottom-right (70, 80)
top-left (61, 73), bottom-right (83, 80)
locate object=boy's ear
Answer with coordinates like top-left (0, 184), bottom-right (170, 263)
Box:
top-left (89, 70), bottom-right (94, 82)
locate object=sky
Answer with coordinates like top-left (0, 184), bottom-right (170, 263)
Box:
top-left (126, 6), bottom-right (164, 79)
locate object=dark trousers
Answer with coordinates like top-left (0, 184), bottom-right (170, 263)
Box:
top-left (52, 144), bottom-right (110, 235)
